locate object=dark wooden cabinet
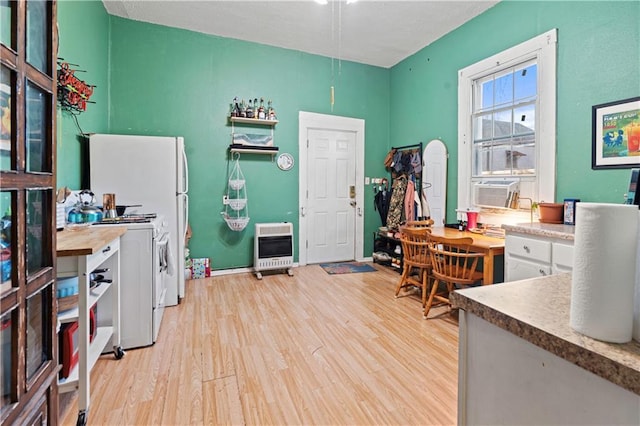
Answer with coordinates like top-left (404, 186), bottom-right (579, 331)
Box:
top-left (1, 1), bottom-right (59, 424)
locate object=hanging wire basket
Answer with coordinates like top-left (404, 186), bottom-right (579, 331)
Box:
top-left (222, 152), bottom-right (250, 231)
top-left (221, 213), bottom-right (250, 231)
top-left (228, 178), bottom-right (245, 191)
top-left (227, 198), bottom-right (247, 211)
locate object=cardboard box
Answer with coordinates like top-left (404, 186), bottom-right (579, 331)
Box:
top-left (190, 258), bottom-right (210, 279)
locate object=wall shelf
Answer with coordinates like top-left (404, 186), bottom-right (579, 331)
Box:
top-left (229, 117), bottom-right (278, 126)
top-left (229, 146), bottom-right (279, 155)
top-left (228, 115), bottom-right (280, 156)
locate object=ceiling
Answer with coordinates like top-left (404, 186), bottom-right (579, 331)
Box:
top-left (102, 0), bottom-right (499, 68)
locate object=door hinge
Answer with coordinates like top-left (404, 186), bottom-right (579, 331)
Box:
top-left (306, 240), bottom-right (308, 249)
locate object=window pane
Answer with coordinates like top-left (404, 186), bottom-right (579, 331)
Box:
top-left (26, 81), bottom-right (48, 173)
top-left (511, 136), bottom-right (536, 175)
top-left (1, 310), bottom-right (13, 408)
top-left (494, 70), bottom-right (513, 107)
top-left (27, 0), bottom-right (49, 74)
top-left (0, 191), bottom-right (12, 295)
top-left (514, 63), bottom-right (537, 102)
top-left (474, 114), bottom-right (492, 140)
top-left (475, 75), bottom-right (494, 111)
top-left (0, 0), bottom-right (12, 49)
top-left (26, 189), bottom-right (47, 275)
top-left (1, 65), bottom-right (12, 171)
top-left (26, 292), bottom-right (47, 380)
top-left (493, 110), bottom-right (512, 138)
top-left (514, 104), bottom-right (535, 135)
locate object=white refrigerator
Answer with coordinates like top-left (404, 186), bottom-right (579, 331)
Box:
top-left (88, 134), bottom-right (189, 306)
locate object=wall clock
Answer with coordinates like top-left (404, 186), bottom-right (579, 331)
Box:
top-left (277, 152), bottom-right (294, 171)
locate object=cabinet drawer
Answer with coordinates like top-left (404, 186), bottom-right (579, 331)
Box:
top-left (553, 242), bottom-right (574, 270)
top-left (57, 238), bottom-right (120, 276)
top-left (86, 238), bottom-right (120, 272)
top-left (506, 235), bottom-right (551, 263)
top-left (506, 257), bottom-right (552, 282)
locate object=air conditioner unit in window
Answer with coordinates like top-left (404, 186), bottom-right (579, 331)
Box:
top-left (473, 180), bottom-right (519, 208)
top-left (254, 222), bottom-right (294, 279)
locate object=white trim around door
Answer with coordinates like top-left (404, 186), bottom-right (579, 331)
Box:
top-left (298, 111), bottom-right (365, 266)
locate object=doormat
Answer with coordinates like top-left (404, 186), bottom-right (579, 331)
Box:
top-left (319, 262), bottom-right (377, 275)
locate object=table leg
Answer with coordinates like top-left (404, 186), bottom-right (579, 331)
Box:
top-left (483, 251), bottom-right (494, 285)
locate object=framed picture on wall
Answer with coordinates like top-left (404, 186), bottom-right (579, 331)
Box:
top-left (592, 96), bottom-right (640, 169)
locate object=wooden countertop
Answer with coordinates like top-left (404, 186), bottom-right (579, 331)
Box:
top-left (450, 273), bottom-right (640, 395)
top-left (57, 226), bottom-right (128, 257)
top-left (502, 222), bottom-right (576, 241)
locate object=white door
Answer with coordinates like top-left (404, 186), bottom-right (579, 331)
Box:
top-left (306, 128), bottom-right (356, 263)
top-left (298, 112), bottom-right (365, 266)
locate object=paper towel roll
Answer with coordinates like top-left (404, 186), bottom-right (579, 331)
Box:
top-left (570, 203), bottom-right (639, 343)
top-left (633, 210), bottom-right (640, 341)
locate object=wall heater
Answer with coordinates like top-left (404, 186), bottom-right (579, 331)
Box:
top-left (254, 222), bottom-right (294, 279)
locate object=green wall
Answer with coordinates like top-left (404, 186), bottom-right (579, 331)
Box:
top-left (391, 0), bottom-right (640, 222)
top-left (107, 17), bottom-right (390, 269)
top-left (57, 0), bottom-right (639, 270)
top-left (56, 0), bottom-right (110, 188)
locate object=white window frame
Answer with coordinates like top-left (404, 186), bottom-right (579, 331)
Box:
top-left (458, 29), bottom-right (557, 215)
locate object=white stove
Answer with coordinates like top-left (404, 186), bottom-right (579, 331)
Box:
top-left (92, 214), bottom-right (169, 349)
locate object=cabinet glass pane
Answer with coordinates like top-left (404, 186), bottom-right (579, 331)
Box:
top-left (0, 191), bottom-right (12, 295)
top-left (1, 65), bottom-right (12, 171)
top-left (26, 292), bottom-right (47, 380)
top-left (26, 0), bottom-right (49, 74)
top-left (1, 310), bottom-right (13, 409)
top-left (26, 190), bottom-right (47, 275)
top-left (26, 81), bottom-right (48, 173)
top-left (0, 0), bottom-right (12, 49)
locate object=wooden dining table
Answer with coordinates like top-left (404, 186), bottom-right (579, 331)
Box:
top-left (429, 226), bottom-right (505, 285)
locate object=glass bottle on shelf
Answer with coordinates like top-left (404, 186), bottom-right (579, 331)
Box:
top-left (268, 100), bottom-right (277, 121)
top-left (230, 97), bottom-right (239, 117)
top-left (239, 99), bottom-right (246, 118)
top-left (258, 97), bottom-right (265, 120)
top-left (246, 99), bottom-right (254, 118)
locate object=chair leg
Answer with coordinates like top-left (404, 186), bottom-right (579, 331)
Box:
top-left (423, 278), bottom-right (440, 319)
top-left (394, 265), bottom-right (411, 297)
top-left (421, 270), bottom-right (430, 310)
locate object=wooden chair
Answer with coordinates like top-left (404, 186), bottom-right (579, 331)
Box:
top-left (394, 226), bottom-right (432, 311)
top-left (424, 234), bottom-right (484, 319)
top-left (404, 219), bottom-right (434, 228)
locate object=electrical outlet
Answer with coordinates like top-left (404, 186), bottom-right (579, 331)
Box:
top-left (365, 177), bottom-right (370, 185)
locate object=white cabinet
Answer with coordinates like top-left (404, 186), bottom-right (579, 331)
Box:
top-left (504, 226), bottom-right (575, 282)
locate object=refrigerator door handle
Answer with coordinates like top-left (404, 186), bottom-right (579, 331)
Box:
top-left (181, 144), bottom-right (189, 194)
top-left (182, 193), bottom-right (189, 241)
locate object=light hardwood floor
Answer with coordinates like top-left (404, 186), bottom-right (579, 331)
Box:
top-left (60, 263), bottom-right (459, 425)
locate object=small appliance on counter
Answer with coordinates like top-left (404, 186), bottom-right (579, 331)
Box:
top-left (66, 189), bottom-right (103, 224)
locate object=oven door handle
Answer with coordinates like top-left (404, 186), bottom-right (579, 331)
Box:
top-left (156, 232), bottom-right (171, 273)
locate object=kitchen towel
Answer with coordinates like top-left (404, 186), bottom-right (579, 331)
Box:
top-left (570, 203), bottom-right (639, 343)
top-left (633, 210), bottom-right (640, 341)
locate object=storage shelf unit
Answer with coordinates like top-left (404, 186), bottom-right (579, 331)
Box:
top-left (57, 282), bottom-right (111, 324)
top-left (229, 116), bottom-right (279, 155)
top-left (373, 231), bottom-right (403, 272)
top-left (56, 226), bottom-right (127, 425)
top-left (58, 326), bottom-right (113, 393)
